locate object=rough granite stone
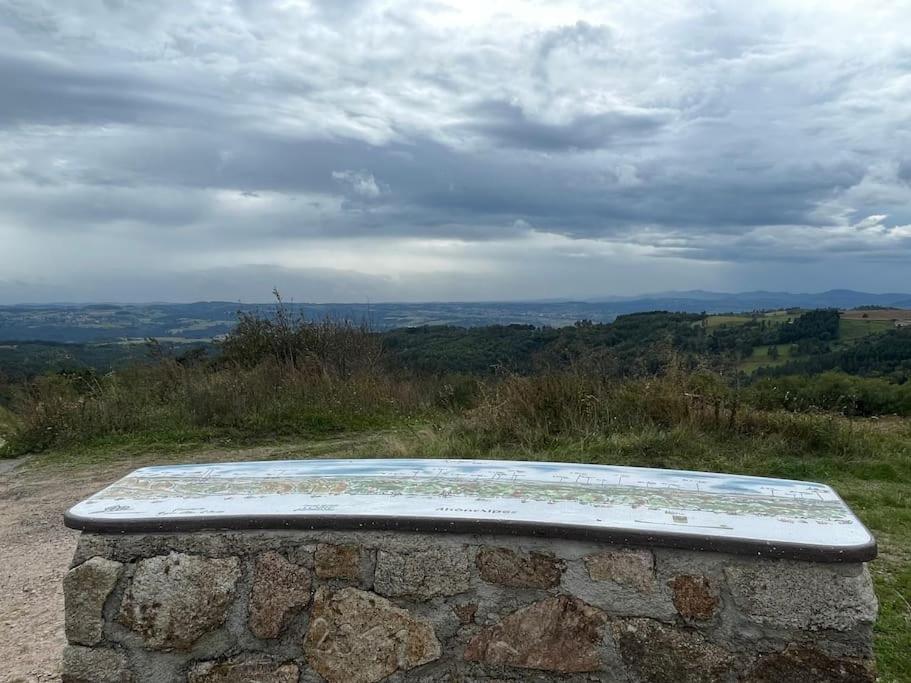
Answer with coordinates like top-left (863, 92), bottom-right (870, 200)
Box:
top-left (566, 556), bottom-right (675, 621)
top-left (670, 575), bottom-right (719, 620)
top-left (118, 552), bottom-right (241, 650)
top-left (62, 645), bottom-right (132, 683)
top-left (374, 546), bottom-right (470, 599)
top-left (188, 657), bottom-right (300, 682)
top-left (66, 530), bottom-right (878, 682)
top-left (584, 548), bottom-right (655, 592)
top-left (476, 547), bottom-right (564, 589)
top-left (464, 595), bottom-right (607, 673)
top-left (249, 551), bottom-right (312, 639)
top-left (304, 586), bottom-right (441, 683)
top-left (725, 561), bottom-right (877, 631)
top-left (63, 556), bottom-right (123, 646)
top-left (611, 618), bottom-right (735, 683)
top-left (315, 543), bottom-right (361, 580)
top-left (744, 645), bottom-right (876, 682)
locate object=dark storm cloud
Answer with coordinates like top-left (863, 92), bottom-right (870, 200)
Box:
top-left (463, 100), bottom-right (670, 151)
top-left (0, 51), bottom-right (196, 128)
top-left (899, 160), bottom-right (911, 184)
top-left (2, 124), bottom-right (864, 242)
top-left (1, 0), bottom-right (910, 303)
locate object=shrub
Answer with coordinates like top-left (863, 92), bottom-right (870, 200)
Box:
top-left (454, 370), bottom-right (736, 448)
top-left (218, 289), bottom-right (382, 378)
top-left (748, 372), bottom-right (911, 416)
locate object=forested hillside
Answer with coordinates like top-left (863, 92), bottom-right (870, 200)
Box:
top-left (2, 308), bottom-right (908, 383)
top-left (383, 308), bottom-right (911, 381)
top-left (382, 312), bottom-right (705, 375)
top-left (756, 327), bottom-right (911, 381)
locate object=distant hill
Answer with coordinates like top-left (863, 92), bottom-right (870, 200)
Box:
top-left (591, 289), bottom-right (911, 310)
top-left (1, 290), bottom-right (909, 343)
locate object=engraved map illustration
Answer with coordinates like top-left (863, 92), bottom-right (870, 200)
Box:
top-left (67, 459), bottom-right (873, 550)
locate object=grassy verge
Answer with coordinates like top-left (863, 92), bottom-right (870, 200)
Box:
top-left (21, 428), bottom-right (408, 471)
top-left (0, 360), bottom-right (443, 458)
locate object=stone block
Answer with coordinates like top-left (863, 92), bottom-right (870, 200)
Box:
top-left (304, 586), bottom-right (441, 683)
top-left (188, 656), bottom-right (300, 682)
top-left (63, 556), bottom-right (123, 646)
top-left (585, 547), bottom-right (655, 592)
top-left (118, 552), bottom-right (241, 650)
top-left (315, 543), bottom-right (361, 581)
top-left (62, 645), bottom-right (132, 683)
top-left (611, 618), bottom-right (735, 683)
top-left (464, 595), bottom-right (607, 673)
top-left (374, 546), bottom-right (470, 599)
top-left (744, 645), bottom-right (876, 682)
top-left (567, 547), bottom-right (675, 620)
top-left (249, 551), bottom-right (312, 639)
top-left (670, 574), bottom-right (719, 620)
top-left (476, 547), bottom-right (564, 589)
top-left (724, 561), bottom-right (877, 631)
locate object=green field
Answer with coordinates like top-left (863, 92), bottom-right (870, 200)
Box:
top-left (703, 314), bottom-right (752, 328)
top-left (735, 313), bottom-right (896, 374)
top-left (738, 343), bottom-right (794, 373)
top-left (838, 318), bottom-right (894, 342)
top-left (703, 310), bottom-right (797, 330)
top-left (756, 309), bottom-right (798, 325)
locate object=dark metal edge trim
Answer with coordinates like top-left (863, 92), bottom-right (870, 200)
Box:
top-left (63, 510), bottom-right (877, 563)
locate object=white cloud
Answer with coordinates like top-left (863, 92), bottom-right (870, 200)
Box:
top-left (331, 169), bottom-right (383, 199)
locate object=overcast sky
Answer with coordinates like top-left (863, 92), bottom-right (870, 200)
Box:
top-left (1, 0), bottom-right (910, 303)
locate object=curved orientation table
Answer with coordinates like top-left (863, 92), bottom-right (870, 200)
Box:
top-left (65, 458), bottom-right (876, 562)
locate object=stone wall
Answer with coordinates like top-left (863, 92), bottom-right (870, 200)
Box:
top-left (63, 530), bottom-right (877, 682)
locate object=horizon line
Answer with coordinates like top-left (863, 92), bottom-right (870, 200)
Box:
top-left (3, 288), bottom-right (911, 308)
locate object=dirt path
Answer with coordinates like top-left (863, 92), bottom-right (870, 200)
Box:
top-left (0, 438), bottom-right (385, 682)
top-left (0, 462), bottom-right (118, 682)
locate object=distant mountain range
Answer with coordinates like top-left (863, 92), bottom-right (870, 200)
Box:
top-left (1, 290), bottom-right (910, 343)
top-left (586, 289), bottom-right (911, 311)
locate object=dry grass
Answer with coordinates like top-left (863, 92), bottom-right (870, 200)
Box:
top-left (1, 359), bottom-right (440, 455)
